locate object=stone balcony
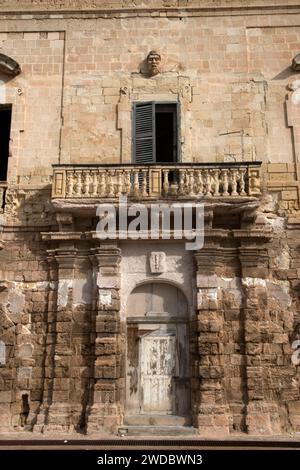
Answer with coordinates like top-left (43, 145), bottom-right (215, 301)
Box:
top-left (47, 162), bottom-right (265, 235)
top-left (52, 162), bottom-right (261, 205)
top-left (50, 162), bottom-right (263, 230)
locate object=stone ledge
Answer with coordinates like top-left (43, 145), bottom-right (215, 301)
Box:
top-left (0, 0), bottom-right (300, 14)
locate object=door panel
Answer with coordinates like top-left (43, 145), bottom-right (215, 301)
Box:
top-left (140, 334), bottom-right (176, 412)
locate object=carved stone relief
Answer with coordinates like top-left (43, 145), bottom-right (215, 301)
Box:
top-left (149, 251), bottom-right (166, 274)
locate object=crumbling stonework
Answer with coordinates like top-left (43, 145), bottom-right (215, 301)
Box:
top-left (0, 1), bottom-right (300, 437)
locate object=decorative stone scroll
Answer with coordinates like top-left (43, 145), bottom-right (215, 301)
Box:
top-left (291, 53), bottom-right (300, 72)
top-left (0, 53), bottom-right (21, 77)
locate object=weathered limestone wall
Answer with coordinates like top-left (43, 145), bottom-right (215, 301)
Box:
top-left (1, 5), bottom-right (300, 209)
top-left (0, 1), bottom-right (299, 11)
top-left (193, 230), bottom-right (300, 436)
top-left (0, 0), bottom-right (300, 436)
top-left (0, 31), bottom-right (64, 184)
top-left (1, 231), bottom-right (300, 434)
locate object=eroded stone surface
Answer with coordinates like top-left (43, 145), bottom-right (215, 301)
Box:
top-left (0, 0), bottom-right (300, 437)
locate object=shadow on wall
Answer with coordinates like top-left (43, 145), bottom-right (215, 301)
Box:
top-left (19, 393), bottom-right (29, 427)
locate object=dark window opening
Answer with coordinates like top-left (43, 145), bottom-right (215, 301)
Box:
top-left (133, 102), bottom-right (179, 164)
top-left (0, 105), bottom-right (12, 181)
top-left (155, 104), bottom-right (177, 163)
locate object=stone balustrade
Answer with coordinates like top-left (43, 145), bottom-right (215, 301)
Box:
top-left (52, 162), bottom-right (261, 200)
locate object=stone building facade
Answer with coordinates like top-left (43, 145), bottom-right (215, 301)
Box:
top-left (0, 0), bottom-right (300, 437)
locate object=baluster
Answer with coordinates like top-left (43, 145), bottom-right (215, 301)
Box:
top-left (91, 171), bottom-right (98, 197)
top-left (66, 171), bottom-right (74, 197)
top-left (178, 170), bottom-right (185, 196)
top-left (83, 171), bottom-right (90, 196)
top-left (212, 169), bottom-right (220, 196)
top-left (133, 169), bottom-right (139, 197)
top-left (124, 170), bottom-right (131, 195)
top-left (163, 169), bottom-right (169, 194)
top-left (178, 169), bottom-right (186, 195)
top-left (99, 171), bottom-right (106, 197)
top-left (231, 169), bottom-right (238, 196)
top-left (239, 169), bottom-right (246, 196)
top-left (188, 170), bottom-right (195, 196)
top-left (221, 169), bottom-right (229, 196)
top-left (141, 169), bottom-right (148, 197)
top-left (194, 170), bottom-right (203, 196)
top-left (107, 170), bottom-right (115, 197)
top-left (75, 171), bottom-right (82, 196)
top-left (204, 170), bottom-right (212, 197)
top-left (116, 170), bottom-right (123, 197)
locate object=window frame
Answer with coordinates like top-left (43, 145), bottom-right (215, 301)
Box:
top-left (0, 103), bottom-right (12, 182)
top-left (132, 101), bottom-right (181, 164)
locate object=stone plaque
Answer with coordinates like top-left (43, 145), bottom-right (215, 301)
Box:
top-left (150, 252), bottom-right (166, 274)
top-left (99, 289), bottom-right (112, 306)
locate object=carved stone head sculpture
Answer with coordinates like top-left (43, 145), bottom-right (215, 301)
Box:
top-left (292, 53), bottom-right (300, 72)
top-left (146, 50), bottom-right (161, 77)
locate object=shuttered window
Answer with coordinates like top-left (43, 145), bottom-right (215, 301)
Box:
top-left (133, 101), bottom-right (179, 164)
top-left (133, 102), bottom-right (155, 164)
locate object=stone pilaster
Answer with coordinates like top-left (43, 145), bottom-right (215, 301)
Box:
top-left (239, 243), bottom-right (282, 435)
top-left (194, 242), bottom-right (231, 436)
top-left (68, 250), bottom-right (94, 432)
top-left (86, 243), bottom-right (123, 434)
top-left (35, 244), bottom-right (78, 433)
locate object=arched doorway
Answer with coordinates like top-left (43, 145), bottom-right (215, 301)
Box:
top-left (125, 282), bottom-right (190, 421)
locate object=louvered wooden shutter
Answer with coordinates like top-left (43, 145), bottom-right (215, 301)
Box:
top-left (133, 102), bottom-right (155, 164)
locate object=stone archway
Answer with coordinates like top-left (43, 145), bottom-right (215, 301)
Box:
top-left (125, 282), bottom-right (190, 424)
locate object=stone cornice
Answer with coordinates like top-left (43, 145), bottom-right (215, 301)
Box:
top-left (0, 0), bottom-right (300, 16)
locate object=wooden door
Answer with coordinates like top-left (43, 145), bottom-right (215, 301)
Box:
top-left (140, 333), bottom-right (176, 413)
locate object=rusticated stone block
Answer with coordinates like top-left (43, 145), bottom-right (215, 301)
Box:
top-left (197, 317), bottom-right (222, 333)
top-left (197, 288), bottom-right (219, 310)
top-left (246, 402), bottom-right (281, 435)
top-left (52, 378), bottom-right (69, 391)
top-left (95, 337), bottom-right (117, 355)
top-left (246, 343), bottom-right (262, 355)
top-left (52, 391), bottom-right (69, 402)
top-left (96, 319), bottom-right (120, 333)
top-left (94, 356), bottom-right (120, 379)
top-left (199, 366), bottom-right (224, 379)
top-left (94, 366), bottom-right (119, 379)
top-left (0, 391), bottom-right (12, 403)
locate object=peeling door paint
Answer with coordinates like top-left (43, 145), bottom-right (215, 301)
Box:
top-left (140, 334), bottom-right (176, 413)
